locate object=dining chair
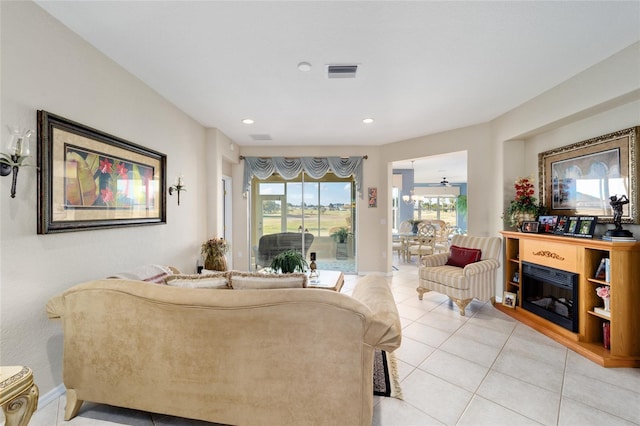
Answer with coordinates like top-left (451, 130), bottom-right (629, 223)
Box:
top-left (407, 223), bottom-right (436, 261)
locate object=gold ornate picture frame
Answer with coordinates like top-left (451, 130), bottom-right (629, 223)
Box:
top-left (37, 111), bottom-right (167, 234)
top-left (538, 126), bottom-right (639, 224)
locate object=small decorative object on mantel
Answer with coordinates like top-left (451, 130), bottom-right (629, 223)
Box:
top-left (504, 176), bottom-right (547, 231)
top-left (201, 237), bottom-right (229, 271)
top-left (596, 285), bottom-right (611, 312)
top-left (603, 194), bottom-right (635, 241)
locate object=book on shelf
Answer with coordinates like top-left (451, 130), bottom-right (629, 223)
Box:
top-left (605, 258), bottom-right (611, 283)
top-left (594, 307), bottom-right (611, 318)
top-left (603, 322), bottom-right (611, 349)
top-left (594, 258), bottom-right (606, 280)
top-left (602, 235), bottom-right (637, 242)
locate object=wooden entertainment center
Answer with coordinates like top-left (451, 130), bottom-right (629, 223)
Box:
top-left (497, 231), bottom-right (640, 367)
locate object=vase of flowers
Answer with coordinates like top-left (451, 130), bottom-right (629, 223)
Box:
top-left (505, 176), bottom-right (547, 230)
top-left (596, 285), bottom-right (611, 311)
top-left (201, 237), bottom-right (230, 271)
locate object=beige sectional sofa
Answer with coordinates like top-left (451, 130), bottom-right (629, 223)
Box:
top-left (46, 272), bottom-right (401, 425)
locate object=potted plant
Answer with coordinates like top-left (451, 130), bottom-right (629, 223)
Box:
top-left (201, 237), bottom-right (230, 271)
top-left (504, 176), bottom-right (547, 230)
top-left (456, 195), bottom-right (467, 216)
top-left (330, 227), bottom-right (352, 244)
top-left (270, 249), bottom-right (308, 273)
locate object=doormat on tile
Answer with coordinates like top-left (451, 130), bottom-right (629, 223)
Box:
top-left (373, 349), bottom-right (403, 399)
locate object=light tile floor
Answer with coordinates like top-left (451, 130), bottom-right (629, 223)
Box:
top-left (28, 262), bottom-right (640, 425)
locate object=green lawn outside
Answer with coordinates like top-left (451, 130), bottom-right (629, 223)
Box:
top-left (262, 208), bottom-right (352, 236)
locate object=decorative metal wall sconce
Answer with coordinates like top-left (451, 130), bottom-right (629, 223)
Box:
top-left (1, 127), bottom-right (33, 198)
top-left (168, 175), bottom-right (186, 205)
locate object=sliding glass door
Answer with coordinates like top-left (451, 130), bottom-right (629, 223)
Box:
top-left (250, 173), bottom-right (356, 273)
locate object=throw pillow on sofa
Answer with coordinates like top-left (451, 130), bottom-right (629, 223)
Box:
top-left (229, 271), bottom-right (307, 289)
top-left (446, 245), bottom-right (482, 268)
top-left (108, 264), bottom-right (176, 284)
top-left (165, 273), bottom-right (230, 289)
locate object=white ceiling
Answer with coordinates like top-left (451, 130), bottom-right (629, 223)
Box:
top-left (35, 1), bottom-right (640, 183)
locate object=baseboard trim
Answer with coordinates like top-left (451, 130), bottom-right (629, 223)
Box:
top-left (38, 383), bottom-right (65, 410)
top-left (357, 270), bottom-right (393, 277)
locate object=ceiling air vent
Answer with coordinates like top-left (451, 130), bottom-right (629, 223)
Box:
top-left (250, 134), bottom-right (272, 141)
top-left (327, 64), bottom-right (358, 79)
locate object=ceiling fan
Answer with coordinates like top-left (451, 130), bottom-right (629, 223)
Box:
top-left (440, 177), bottom-right (451, 187)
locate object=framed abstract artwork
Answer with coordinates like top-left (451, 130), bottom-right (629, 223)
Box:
top-left (368, 187), bottom-right (377, 208)
top-left (37, 111), bottom-right (167, 234)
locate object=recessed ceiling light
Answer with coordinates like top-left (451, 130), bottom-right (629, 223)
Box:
top-left (241, 118), bottom-right (254, 124)
top-left (362, 118), bottom-right (374, 124)
top-left (297, 62), bottom-right (312, 72)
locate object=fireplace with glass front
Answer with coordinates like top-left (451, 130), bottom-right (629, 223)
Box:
top-left (521, 261), bottom-right (578, 332)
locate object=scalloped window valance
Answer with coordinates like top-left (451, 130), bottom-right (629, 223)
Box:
top-left (242, 156), bottom-right (365, 198)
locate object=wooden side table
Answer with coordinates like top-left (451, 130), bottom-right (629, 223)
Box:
top-left (0, 366), bottom-right (39, 426)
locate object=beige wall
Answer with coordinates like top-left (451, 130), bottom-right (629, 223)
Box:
top-left (378, 124), bottom-right (496, 272)
top-left (1, 0), bottom-right (639, 406)
top-left (0, 1), bottom-right (210, 398)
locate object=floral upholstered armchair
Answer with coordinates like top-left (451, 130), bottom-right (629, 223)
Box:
top-left (417, 234), bottom-right (501, 315)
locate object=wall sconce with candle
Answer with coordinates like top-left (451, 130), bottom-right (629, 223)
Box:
top-left (168, 175), bottom-right (186, 205)
top-left (1, 127), bottom-right (33, 198)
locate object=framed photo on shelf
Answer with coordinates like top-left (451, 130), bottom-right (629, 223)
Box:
top-left (554, 215), bottom-right (569, 235)
top-left (521, 221), bottom-right (539, 233)
top-left (538, 126), bottom-right (639, 225)
top-left (538, 215), bottom-right (558, 234)
top-left (511, 271), bottom-right (519, 283)
top-left (575, 216), bottom-right (597, 238)
top-left (564, 216), bottom-right (580, 236)
top-left (502, 291), bottom-right (517, 309)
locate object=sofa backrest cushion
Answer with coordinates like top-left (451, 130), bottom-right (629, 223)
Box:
top-left (230, 271), bottom-right (307, 289)
top-left (165, 273), bottom-right (230, 289)
top-left (446, 245), bottom-right (482, 267)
